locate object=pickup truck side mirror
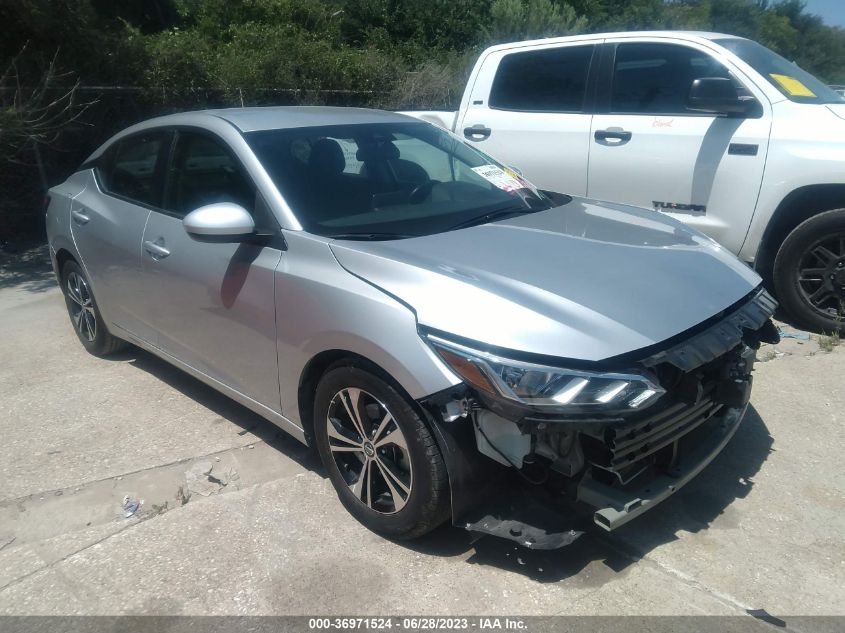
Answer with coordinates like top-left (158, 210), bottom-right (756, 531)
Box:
top-left (687, 77), bottom-right (759, 117)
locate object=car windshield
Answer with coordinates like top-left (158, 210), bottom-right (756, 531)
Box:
top-left (244, 122), bottom-right (556, 239)
top-left (716, 37), bottom-right (844, 105)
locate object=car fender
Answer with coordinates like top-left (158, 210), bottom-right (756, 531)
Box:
top-left (275, 231), bottom-right (461, 433)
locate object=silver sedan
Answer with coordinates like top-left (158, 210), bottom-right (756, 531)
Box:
top-left (46, 107), bottom-right (777, 546)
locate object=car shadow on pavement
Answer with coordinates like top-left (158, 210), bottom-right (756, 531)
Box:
top-left (0, 242), bottom-right (57, 293)
top-left (402, 405), bottom-right (774, 584)
top-left (112, 346), bottom-right (322, 474)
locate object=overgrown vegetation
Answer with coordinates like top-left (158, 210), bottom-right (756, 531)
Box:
top-left (0, 46), bottom-right (94, 163)
top-left (817, 331), bottom-right (841, 352)
top-left (2, 0), bottom-right (845, 239)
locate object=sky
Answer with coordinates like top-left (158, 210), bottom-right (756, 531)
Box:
top-left (802, 0), bottom-right (845, 28)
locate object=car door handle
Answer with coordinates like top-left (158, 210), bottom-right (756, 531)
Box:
top-left (144, 240), bottom-right (171, 259)
top-left (71, 209), bottom-right (90, 225)
top-left (594, 128), bottom-right (632, 143)
top-left (463, 124), bottom-right (492, 141)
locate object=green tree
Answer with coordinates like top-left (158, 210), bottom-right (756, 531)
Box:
top-left (485, 0), bottom-right (586, 41)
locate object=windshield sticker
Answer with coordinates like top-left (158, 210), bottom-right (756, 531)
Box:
top-left (472, 165), bottom-right (524, 192)
top-left (504, 166), bottom-right (541, 196)
top-left (769, 73), bottom-right (816, 98)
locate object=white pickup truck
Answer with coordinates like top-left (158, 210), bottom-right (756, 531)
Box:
top-left (405, 31), bottom-right (845, 333)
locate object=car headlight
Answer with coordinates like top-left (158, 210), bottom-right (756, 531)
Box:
top-left (427, 334), bottom-right (665, 413)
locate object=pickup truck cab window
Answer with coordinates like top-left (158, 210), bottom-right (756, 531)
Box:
top-left (610, 42), bottom-right (736, 115)
top-left (489, 44), bottom-right (595, 113)
top-left (456, 42), bottom-right (600, 197)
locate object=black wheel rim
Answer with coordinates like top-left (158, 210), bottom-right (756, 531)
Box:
top-left (325, 387), bottom-right (412, 515)
top-left (796, 233), bottom-right (845, 321)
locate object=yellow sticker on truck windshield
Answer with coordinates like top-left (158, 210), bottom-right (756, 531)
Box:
top-left (769, 73), bottom-right (816, 97)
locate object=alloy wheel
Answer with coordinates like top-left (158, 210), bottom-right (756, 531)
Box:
top-left (796, 233), bottom-right (845, 321)
top-left (66, 271), bottom-right (97, 342)
top-left (325, 387), bottom-right (413, 514)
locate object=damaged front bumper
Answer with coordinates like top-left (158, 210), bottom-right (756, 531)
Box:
top-left (577, 404), bottom-right (745, 531)
top-left (419, 288), bottom-right (778, 549)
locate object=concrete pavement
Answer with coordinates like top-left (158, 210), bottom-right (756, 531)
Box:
top-left (0, 245), bottom-right (843, 615)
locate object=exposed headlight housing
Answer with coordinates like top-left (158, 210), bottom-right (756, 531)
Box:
top-left (427, 334), bottom-right (665, 414)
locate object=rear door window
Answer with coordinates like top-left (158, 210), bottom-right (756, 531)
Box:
top-left (489, 45), bottom-right (595, 112)
top-left (102, 132), bottom-right (169, 206)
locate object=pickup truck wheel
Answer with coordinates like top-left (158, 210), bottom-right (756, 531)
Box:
top-left (774, 208), bottom-right (845, 334)
top-left (61, 261), bottom-right (127, 356)
top-left (313, 365), bottom-right (450, 539)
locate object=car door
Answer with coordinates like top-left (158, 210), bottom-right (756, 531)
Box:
top-left (140, 129), bottom-right (284, 412)
top-left (587, 40), bottom-right (772, 254)
top-left (70, 130), bottom-right (171, 343)
top-left (457, 41), bottom-right (599, 195)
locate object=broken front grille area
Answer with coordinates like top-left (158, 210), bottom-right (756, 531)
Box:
top-left (580, 390), bottom-right (725, 482)
top-left (576, 289), bottom-right (776, 484)
top-left (480, 290), bottom-right (775, 489)
top-left (579, 343), bottom-right (751, 484)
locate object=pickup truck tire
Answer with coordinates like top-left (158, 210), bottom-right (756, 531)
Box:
top-left (774, 208), bottom-right (845, 334)
top-left (313, 365), bottom-right (451, 540)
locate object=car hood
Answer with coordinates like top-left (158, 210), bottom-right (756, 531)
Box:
top-left (329, 197), bottom-right (762, 362)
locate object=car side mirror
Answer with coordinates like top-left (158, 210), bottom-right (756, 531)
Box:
top-left (183, 203), bottom-right (255, 242)
top-left (687, 77), bottom-right (759, 117)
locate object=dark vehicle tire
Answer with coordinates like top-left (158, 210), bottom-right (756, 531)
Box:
top-left (61, 261), bottom-right (127, 356)
top-left (313, 364), bottom-right (450, 539)
top-left (774, 208), bottom-right (845, 334)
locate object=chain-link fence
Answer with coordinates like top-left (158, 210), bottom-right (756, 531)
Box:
top-left (0, 85), bottom-right (388, 241)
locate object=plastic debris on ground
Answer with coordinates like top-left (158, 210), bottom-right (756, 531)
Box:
top-left (122, 495), bottom-right (143, 518)
top-left (777, 327), bottom-right (811, 341)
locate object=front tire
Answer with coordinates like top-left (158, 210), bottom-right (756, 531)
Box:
top-left (61, 261), bottom-right (127, 356)
top-left (313, 365), bottom-right (450, 539)
top-left (774, 208), bottom-right (845, 334)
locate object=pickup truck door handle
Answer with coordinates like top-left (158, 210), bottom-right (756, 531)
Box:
top-left (71, 209), bottom-right (90, 225)
top-left (143, 240), bottom-right (171, 259)
top-left (463, 124), bottom-right (492, 141)
top-left (594, 128), bottom-right (632, 143)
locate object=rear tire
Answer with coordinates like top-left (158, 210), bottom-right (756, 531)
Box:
top-left (773, 208), bottom-right (845, 335)
top-left (313, 364), bottom-right (450, 539)
top-left (61, 261), bottom-right (127, 356)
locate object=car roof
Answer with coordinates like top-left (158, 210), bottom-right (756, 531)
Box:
top-left (214, 106), bottom-right (414, 132)
top-left (85, 107), bottom-right (421, 164)
top-left (154, 106), bottom-right (415, 133)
